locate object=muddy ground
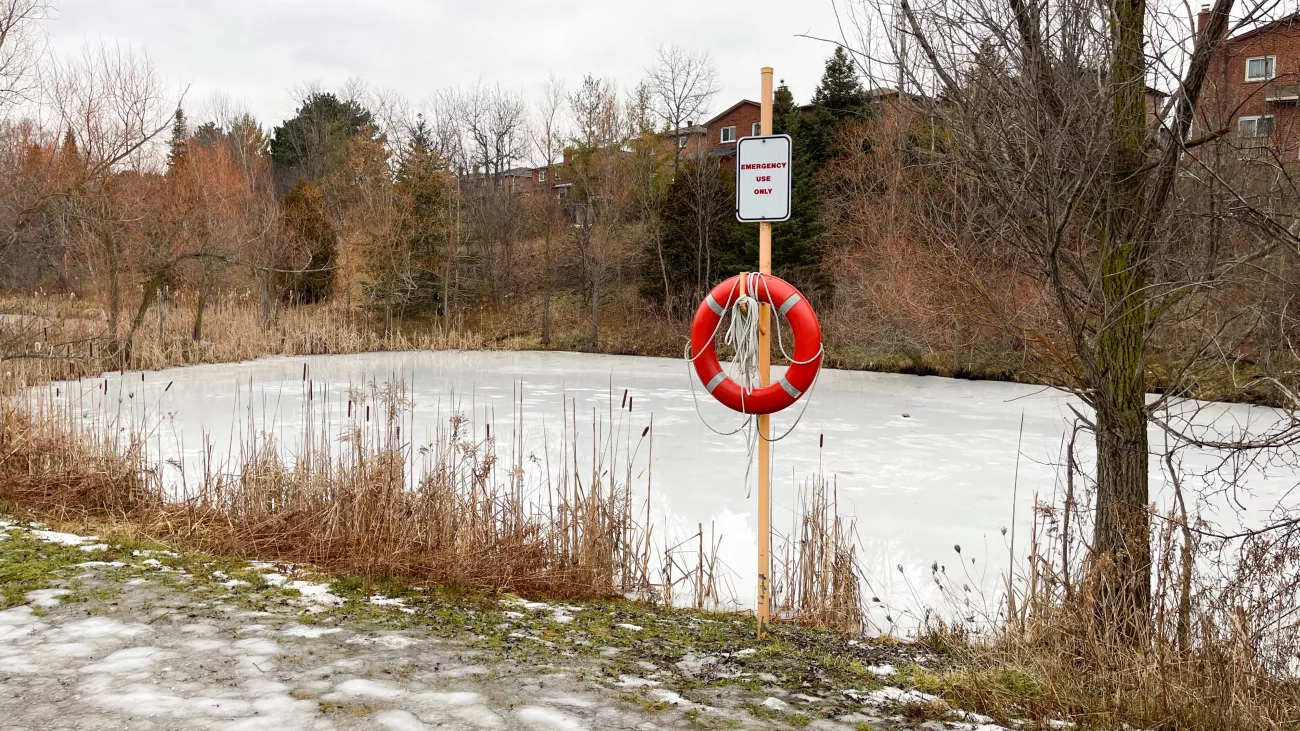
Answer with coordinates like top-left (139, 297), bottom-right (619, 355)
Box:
top-left (0, 520), bottom-right (1010, 730)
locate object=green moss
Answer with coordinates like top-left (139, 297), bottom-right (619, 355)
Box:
top-left (0, 529), bottom-right (96, 608)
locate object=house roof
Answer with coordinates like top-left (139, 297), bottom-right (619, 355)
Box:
top-left (1222, 12), bottom-right (1300, 45)
top-left (702, 99), bottom-right (759, 128)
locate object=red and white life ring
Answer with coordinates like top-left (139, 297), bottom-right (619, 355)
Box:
top-left (689, 274), bottom-right (823, 415)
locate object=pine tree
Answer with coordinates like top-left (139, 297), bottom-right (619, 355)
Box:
top-left (811, 47), bottom-right (872, 121)
top-left (270, 92), bottom-right (375, 192)
top-left (60, 129), bottom-right (78, 162)
top-left (395, 114), bottom-right (452, 313)
top-left (167, 107), bottom-right (188, 172)
top-left (770, 51), bottom-right (875, 295)
top-left (773, 81), bottom-right (796, 135)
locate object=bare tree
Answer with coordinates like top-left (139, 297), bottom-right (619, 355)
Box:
top-left (839, 0), bottom-right (1300, 636)
top-left (530, 74), bottom-right (565, 345)
top-left (567, 74), bottom-right (637, 347)
top-left (0, 0), bottom-right (47, 112)
top-left (47, 42), bottom-right (172, 360)
top-left (645, 44), bottom-right (718, 171)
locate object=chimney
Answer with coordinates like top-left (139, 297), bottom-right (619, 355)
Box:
top-left (1197, 4), bottom-right (1210, 33)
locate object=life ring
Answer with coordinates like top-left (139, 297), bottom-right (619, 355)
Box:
top-left (689, 274), bottom-right (823, 415)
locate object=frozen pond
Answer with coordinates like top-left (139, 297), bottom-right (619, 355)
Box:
top-left (40, 350), bottom-right (1298, 631)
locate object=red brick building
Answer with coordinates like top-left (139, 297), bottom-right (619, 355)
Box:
top-left (1196, 8), bottom-right (1300, 161)
top-left (676, 99), bottom-right (764, 171)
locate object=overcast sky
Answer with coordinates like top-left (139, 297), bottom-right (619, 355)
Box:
top-left (44, 0), bottom-right (856, 130)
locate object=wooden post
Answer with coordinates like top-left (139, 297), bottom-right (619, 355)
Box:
top-left (756, 66), bottom-right (774, 640)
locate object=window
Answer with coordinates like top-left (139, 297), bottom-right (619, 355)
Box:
top-left (538, 170), bottom-right (547, 183)
top-left (1239, 114), bottom-right (1275, 139)
top-left (1246, 56), bottom-right (1276, 82)
top-left (752, 122), bottom-right (762, 136)
top-left (678, 135), bottom-right (688, 149)
top-left (720, 125), bottom-right (736, 143)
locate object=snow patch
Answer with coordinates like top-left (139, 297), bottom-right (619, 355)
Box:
top-left (373, 710), bottom-right (430, 731)
top-left (326, 678), bottom-right (405, 700)
top-left (615, 623), bottom-right (642, 632)
top-left (369, 595), bottom-right (416, 614)
top-left (514, 706), bottom-right (585, 730)
top-left (30, 529), bottom-right (95, 546)
top-left (231, 637), bottom-right (280, 655)
top-left (347, 633), bottom-right (416, 649)
top-left (285, 580), bottom-right (342, 610)
top-left (26, 588), bottom-right (70, 608)
top-left (650, 689), bottom-right (694, 707)
top-left (80, 646), bottom-right (172, 674)
top-left (281, 624), bottom-right (341, 638)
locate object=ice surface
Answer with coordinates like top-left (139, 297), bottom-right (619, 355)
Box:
top-left (42, 350), bottom-right (1299, 628)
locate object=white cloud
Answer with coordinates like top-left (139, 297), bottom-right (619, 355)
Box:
top-left (45, 0), bottom-right (852, 128)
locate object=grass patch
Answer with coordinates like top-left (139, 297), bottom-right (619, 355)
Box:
top-left (0, 528), bottom-right (97, 608)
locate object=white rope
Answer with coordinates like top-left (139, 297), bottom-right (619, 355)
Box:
top-left (724, 290), bottom-right (761, 394)
top-left (683, 273), bottom-right (825, 495)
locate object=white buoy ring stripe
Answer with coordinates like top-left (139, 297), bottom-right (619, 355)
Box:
top-left (705, 294), bottom-right (726, 316)
top-left (689, 273), bottom-right (823, 415)
top-left (705, 371), bottom-right (727, 393)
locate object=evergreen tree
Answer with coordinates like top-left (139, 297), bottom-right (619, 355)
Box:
top-left (395, 114), bottom-right (452, 313)
top-left (771, 51), bottom-right (875, 295)
top-left (279, 181), bottom-right (336, 303)
top-left (193, 121), bottom-right (222, 148)
top-left (167, 107), bottom-right (188, 172)
top-left (60, 129), bottom-right (78, 162)
top-left (647, 159), bottom-right (752, 306)
top-left (773, 81), bottom-right (796, 135)
top-left (811, 47), bottom-right (872, 121)
top-left (269, 92), bottom-right (375, 193)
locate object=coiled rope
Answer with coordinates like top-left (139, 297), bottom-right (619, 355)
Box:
top-left (684, 272), bottom-right (823, 496)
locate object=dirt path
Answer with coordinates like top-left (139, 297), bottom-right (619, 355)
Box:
top-left (0, 520), bottom-right (1006, 730)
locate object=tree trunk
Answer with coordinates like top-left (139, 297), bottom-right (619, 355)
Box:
top-left (590, 274), bottom-right (600, 348)
top-left (1092, 0), bottom-right (1152, 638)
top-left (541, 214), bottom-right (552, 345)
top-left (191, 286), bottom-right (207, 341)
top-left (258, 270), bottom-right (274, 327)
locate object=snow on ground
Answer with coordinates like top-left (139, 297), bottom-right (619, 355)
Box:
top-left (1, 521), bottom-right (1030, 730)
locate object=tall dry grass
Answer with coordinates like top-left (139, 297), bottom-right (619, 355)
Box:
top-left (0, 293), bottom-right (502, 397)
top-left (912, 477), bottom-right (1300, 730)
top-left (772, 469), bottom-right (868, 635)
top-left (5, 377), bottom-right (684, 599)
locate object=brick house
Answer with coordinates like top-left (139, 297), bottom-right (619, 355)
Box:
top-left (676, 99), bottom-right (764, 171)
top-left (1195, 8), bottom-right (1300, 161)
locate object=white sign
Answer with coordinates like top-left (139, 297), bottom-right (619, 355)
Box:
top-left (735, 134), bottom-right (793, 223)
